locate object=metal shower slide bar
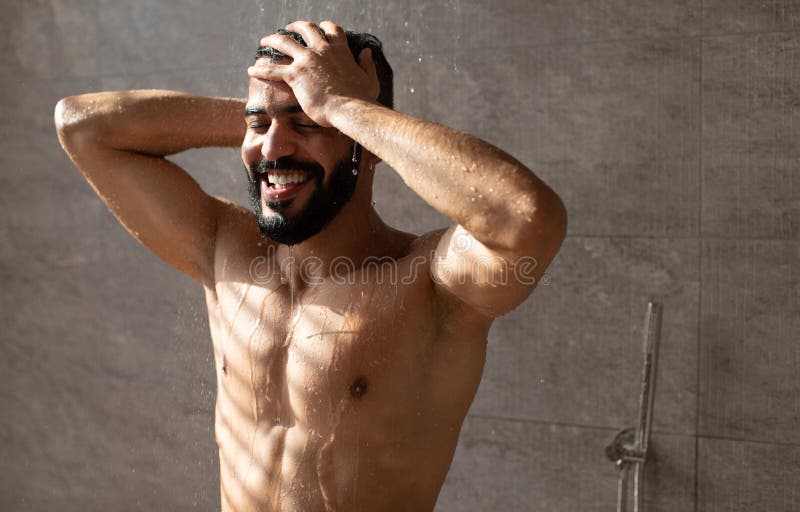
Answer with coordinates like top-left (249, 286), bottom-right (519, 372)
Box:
top-left (605, 301), bottom-right (663, 512)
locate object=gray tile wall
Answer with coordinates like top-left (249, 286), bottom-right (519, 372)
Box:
top-left (2, 1), bottom-right (798, 511)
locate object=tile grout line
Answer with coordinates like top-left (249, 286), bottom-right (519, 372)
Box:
top-left (77, 30), bottom-right (800, 84)
top-left (391, 28), bottom-right (800, 58)
top-left (692, 433), bottom-right (800, 449)
top-left (467, 412), bottom-right (800, 447)
top-left (694, 16), bottom-right (704, 511)
top-left (564, 234), bottom-right (800, 242)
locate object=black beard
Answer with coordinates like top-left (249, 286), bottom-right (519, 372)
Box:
top-left (245, 150), bottom-right (360, 246)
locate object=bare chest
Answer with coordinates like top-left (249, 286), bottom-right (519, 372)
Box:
top-left (206, 275), bottom-right (436, 427)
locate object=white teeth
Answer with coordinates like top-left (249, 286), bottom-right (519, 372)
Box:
top-left (267, 172), bottom-right (309, 185)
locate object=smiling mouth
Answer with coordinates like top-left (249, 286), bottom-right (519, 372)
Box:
top-left (260, 172), bottom-right (312, 203)
top-left (264, 170), bottom-right (312, 188)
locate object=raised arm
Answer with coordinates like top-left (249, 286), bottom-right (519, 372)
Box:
top-left (250, 20), bottom-right (567, 318)
top-left (326, 102), bottom-right (567, 317)
top-left (54, 90), bottom-right (246, 285)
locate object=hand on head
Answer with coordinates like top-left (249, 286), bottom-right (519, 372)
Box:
top-left (248, 20), bottom-right (380, 127)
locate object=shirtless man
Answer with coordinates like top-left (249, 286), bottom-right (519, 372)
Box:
top-left (54, 20), bottom-right (566, 512)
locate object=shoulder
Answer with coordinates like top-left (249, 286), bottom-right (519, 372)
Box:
top-left (402, 226), bottom-right (495, 328)
top-left (212, 195), bottom-right (256, 233)
top-left (210, 196), bottom-right (277, 286)
top-left (393, 226), bottom-right (448, 265)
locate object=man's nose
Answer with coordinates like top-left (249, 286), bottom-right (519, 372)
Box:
top-left (261, 123), bottom-right (296, 162)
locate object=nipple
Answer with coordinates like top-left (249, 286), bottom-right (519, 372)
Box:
top-left (349, 376), bottom-right (368, 398)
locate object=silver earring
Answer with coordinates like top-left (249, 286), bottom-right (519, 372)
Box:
top-left (351, 142), bottom-right (360, 175)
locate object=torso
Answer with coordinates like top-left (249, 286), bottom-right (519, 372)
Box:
top-left (204, 204), bottom-right (493, 512)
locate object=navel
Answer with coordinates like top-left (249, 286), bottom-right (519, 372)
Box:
top-left (349, 376), bottom-right (368, 398)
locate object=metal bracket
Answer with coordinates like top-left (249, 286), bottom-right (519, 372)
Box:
top-left (605, 301), bottom-right (663, 512)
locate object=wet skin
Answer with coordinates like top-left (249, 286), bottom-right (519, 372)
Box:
top-left (54, 21), bottom-right (566, 511)
top-left (206, 78), bottom-right (494, 511)
top-left (207, 213), bottom-right (492, 512)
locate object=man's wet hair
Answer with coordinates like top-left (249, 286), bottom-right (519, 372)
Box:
top-left (255, 27), bottom-right (394, 109)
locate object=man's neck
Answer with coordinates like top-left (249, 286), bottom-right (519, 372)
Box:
top-left (274, 196), bottom-right (400, 290)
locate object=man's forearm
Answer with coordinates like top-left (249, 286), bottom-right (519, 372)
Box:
top-left (328, 98), bottom-right (562, 252)
top-left (55, 90), bottom-right (246, 156)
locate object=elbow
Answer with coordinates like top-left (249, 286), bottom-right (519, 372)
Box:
top-left (55, 97), bottom-right (83, 155)
top-left (55, 98), bottom-right (77, 153)
top-left (54, 95), bottom-right (104, 153)
top-left (54, 96), bottom-right (76, 134)
top-left (547, 190), bottom-right (568, 242)
top-left (54, 94), bottom-right (102, 137)
top-left (514, 187), bottom-right (568, 258)
top-left (54, 96), bottom-right (89, 136)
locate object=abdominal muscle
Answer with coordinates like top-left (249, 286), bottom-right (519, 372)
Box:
top-left (214, 401), bottom-right (329, 512)
top-left (206, 278), bottom-right (354, 512)
top-left (212, 335), bottom-right (366, 512)
top-left (203, 273), bottom-right (486, 512)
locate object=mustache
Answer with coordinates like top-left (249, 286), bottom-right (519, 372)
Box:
top-left (248, 158), bottom-right (325, 181)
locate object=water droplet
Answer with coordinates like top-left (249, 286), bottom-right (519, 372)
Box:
top-left (370, 200), bottom-right (376, 205)
top-left (488, 187), bottom-right (494, 193)
top-left (418, 57), bottom-right (422, 62)
top-left (469, 186), bottom-right (476, 192)
top-left (470, 197), bottom-right (476, 202)
top-left (352, 168), bottom-right (358, 175)
top-left (410, 87), bottom-right (415, 94)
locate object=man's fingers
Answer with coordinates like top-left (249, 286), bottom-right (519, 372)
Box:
top-left (248, 62), bottom-right (288, 81)
top-left (318, 21), bottom-right (346, 44)
top-left (259, 33), bottom-right (304, 58)
top-left (285, 20), bottom-right (328, 48)
top-left (359, 48), bottom-right (375, 73)
top-left (358, 48), bottom-right (380, 101)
